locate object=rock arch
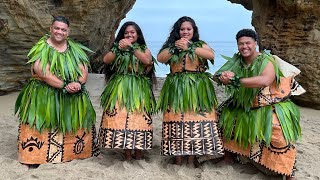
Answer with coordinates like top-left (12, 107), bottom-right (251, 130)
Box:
top-left (1, 0), bottom-right (320, 109)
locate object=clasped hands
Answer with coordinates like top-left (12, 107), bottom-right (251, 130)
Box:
top-left (175, 38), bottom-right (190, 51)
top-left (118, 39), bottom-right (132, 50)
top-left (64, 82), bottom-right (82, 93)
top-left (219, 71), bottom-right (235, 85)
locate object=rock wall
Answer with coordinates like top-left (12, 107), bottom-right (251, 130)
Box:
top-left (229, 0), bottom-right (320, 109)
top-left (1, 0), bottom-right (320, 109)
top-left (0, 0), bottom-right (135, 95)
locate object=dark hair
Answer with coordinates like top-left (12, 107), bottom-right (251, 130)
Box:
top-left (159, 16), bottom-right (200, 52)
top-left (104, 21), bottom-right (156, 84)
top-left (236, 29), bottom-right (258, 42)
top-left (114, 21), bottom-right (146, 45)
top-left (52, 16), bottom-right (70, 27)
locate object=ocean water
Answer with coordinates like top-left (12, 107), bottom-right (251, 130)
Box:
top-left (148, 41), bottom-right (238, 77)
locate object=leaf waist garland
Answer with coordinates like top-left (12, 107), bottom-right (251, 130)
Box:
top-left (110, 43), bottom-right (155, 75)
top-left (156, 72), bottom-right (218, 113)
top-left (27, 34), bottom-right (93, 82)
top-left (166, 40), bottom-right (214, 67)
top-left (216, 51), bottom-right (283, 111)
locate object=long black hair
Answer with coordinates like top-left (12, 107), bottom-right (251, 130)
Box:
top-left (104, 21), bottom-right (156, 84)
top-left (114, 21), bottom-right (146, 45)
top-left (159, 16), bottom-right (200, 53)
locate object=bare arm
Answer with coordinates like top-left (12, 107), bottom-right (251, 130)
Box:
top-left (103, 51), bottom-right (116, 64)
top-left (219, 61), bottom-right (275, 88)
top-left (133, 48), bottom-right (153, 65)
top-left (194, 44), bottom-right (215, 60)
top-left (157, 49), bottom-right (171, 63)
top-left (240, 61), bottom-right (275, 88)
top-left (78, 63), bottom-right (88, 84)
top-left (33, 59), bottom-right (64, 88)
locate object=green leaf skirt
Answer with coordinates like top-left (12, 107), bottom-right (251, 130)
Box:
top-left (156, 72), bottom-right (218, 113)
top-left (100, 74), bottom-right (156, 114)
top-left (219, 100), bottom-right (301, 147)
top-left (15, 79), bottom-right (96, 134)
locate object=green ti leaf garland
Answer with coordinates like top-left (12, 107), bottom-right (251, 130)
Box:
top-left (156, 72), bottom-right (218, 113)
top-left (27, 34), bottom-right (93, 82)
top-left (166, 40), bottom-right (214, 67)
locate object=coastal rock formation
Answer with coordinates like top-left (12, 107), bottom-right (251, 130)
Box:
top-left (1, 0), bottom-right (320, 109)
top-left (229, 0), bottom-right (320, 109)
top-left (0, 0), bottom-right (135, 95)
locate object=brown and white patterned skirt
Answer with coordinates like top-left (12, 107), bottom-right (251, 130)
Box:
top-left (161, 109), bottom-right (224, 158)
top-left (18, 124), bottom-right (100, 164)
top-left (224, 113), bottom-right (297, 177)
top-left (98, 104), bottom-right (153, 150)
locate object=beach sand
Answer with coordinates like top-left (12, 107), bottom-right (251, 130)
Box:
top-left (0, 74), bottom-right (319, 180)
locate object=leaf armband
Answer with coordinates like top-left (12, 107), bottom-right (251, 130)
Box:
top-left (229, 75), bottom-right (241, 89)
top-left (128, 43), bottom-right (140, 53)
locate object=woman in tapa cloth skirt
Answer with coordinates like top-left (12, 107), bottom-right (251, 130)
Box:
top-left (98, 21), bottom-right (156, 161)
top-left (156, 16), bottom-right (224, 166)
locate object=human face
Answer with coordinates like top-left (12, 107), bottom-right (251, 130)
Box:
top-left (50, 21), bottom-right (69, 44)
top-left (124, 25), bottom-right (138, 43)
top-left (237, 36), bottom-right (258, 61)
top-left (179, 21), bottom-right (194, 40)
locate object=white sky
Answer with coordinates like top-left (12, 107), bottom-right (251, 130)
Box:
top-left (119, 0), bottom-right (253, 43)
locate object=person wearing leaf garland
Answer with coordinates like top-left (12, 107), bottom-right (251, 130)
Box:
top-left (216, 29), bottom-right (305, 180)
top-left (98, 21), bottom-right (156, 161)
top-left (157, 16), bottom-right (224, 167)
top-left (15, 16), bottom-right (99, 168)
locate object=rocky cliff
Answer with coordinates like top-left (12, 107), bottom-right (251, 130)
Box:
top-left (1, 0), bottom-right (320, 109)
top-left (229, 0), bottom-right (320, 109)
top-left (0, 0), bottom-right (135, 95)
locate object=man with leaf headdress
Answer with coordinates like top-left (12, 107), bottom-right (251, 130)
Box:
top-left (216, 29), bottom-right (305, 180)
top-left (15, 16), bottom-right (99, 167)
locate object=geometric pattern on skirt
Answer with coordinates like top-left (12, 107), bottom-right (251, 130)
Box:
top-left (99, 128), bottom-right (152, 150)
top-left (98, 104), bottom-right (153, 150)
top-left (18, 124), bottom-right (100, 164)
top-left (223, 113), bottom-right (297, 176)
top-left (161, 110), bottom-right (224, 158)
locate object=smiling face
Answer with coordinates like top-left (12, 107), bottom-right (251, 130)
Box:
top-left (49, 21), bottom-right (69, 44)
top-left (237, 36), bottom-right (258, 62)
top-left (179, 21), bottom-right (194, 40)
top-left (124, 25), bottom-right (138, 43)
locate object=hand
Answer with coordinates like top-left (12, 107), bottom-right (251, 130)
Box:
top-left (219, 71), bottom-right (235, 85)
top-left (175, 38), bottom-right (189, 51)
top-left (118, 39), bottom-right (132, 50)
top-left (64, 82), bottom-right (81, 93)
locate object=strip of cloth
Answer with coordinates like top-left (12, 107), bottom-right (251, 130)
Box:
top-left (161, 110), bottom-right (224, 158)
top-left (18, 124), bottom-right (99, 164)
top-left (223, 113), bottom-right (296, 177)
top-left (98, 103), bottom-right (153, 150)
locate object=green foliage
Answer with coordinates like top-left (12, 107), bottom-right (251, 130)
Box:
top-left (15, 80), bottom-right (96, 134)
top-left (110, 42), bottom-right (157, 75)
top-left (165, 40), bottom-right (212, 68)
top-left (156, 72), bottom-right (218, 113)
top-left (100, 74), bottom-right (156, 114)
top-left (217, 51), bottom-right (300, 147)
top-left (15, 35), bottom-right (95, 134)
top-left (27, 34), bottom-right (91, 82)
top-left (216, 51), bottom-right (283, 111)
top-left (219, 101), bottom-right (301, 147)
